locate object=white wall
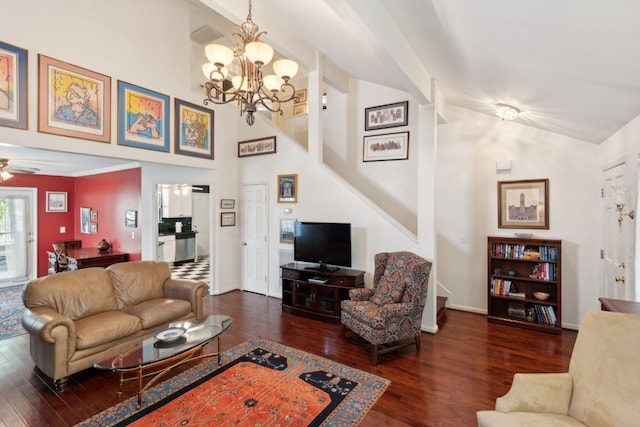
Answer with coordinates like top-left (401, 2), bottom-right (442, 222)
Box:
top-left (0, 0), bottom-right (241, 294)
top-left (436, 106), bottom-right (600, 329)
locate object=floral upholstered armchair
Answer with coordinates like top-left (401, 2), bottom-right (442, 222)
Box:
top-left (341, 251), bottom-right (432, 365)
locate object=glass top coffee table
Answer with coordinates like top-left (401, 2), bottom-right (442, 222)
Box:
top-left (94, 314), bottom-right (232, 408)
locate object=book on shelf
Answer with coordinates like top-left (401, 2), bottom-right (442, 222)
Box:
top-left (490, 278), bottom-right (512, 296)
top-left (508, 291), bottom-right (526, 299)
top-left (533, 304), bottom-right (557, 326)
top-left (508, 301), bottom-right (526, 319)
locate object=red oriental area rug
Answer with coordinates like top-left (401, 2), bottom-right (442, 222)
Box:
top-left (77, 338), bottom-right (390, 427)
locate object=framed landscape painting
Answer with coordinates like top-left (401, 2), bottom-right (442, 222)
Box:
top-left (365, 101), bottom-right (408, 131)
top-left (38, 54), bottom-right (111, 142)
top-left (498, 179), bottom-right (549, 229)
top-left (363, 131), bottom-right (409, 162)
top-left (118, 80), bottom-right (169, 152)
top-left (174, 98), bottom-right (214, 159)
top-left (0, 41), bottom-right (28, 130)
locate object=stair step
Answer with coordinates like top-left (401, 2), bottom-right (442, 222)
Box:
top-left (437, 296), bottom-right (448, 320)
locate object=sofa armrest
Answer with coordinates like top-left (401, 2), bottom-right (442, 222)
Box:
top-left (349, 288), bottom-right (374, 301)
top-left (22, 307), bottom-right (76, 354)
top-left (163, 278), bottom-right (208, 318)
top-left (495, 373), bottom-right (573, 415)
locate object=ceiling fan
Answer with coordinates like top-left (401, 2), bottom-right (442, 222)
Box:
top-left (1, 158), bottom-right (40, 181)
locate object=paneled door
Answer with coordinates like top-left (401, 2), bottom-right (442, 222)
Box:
top-left (602, 162), bottom-right (632, 300)
top-left (241, 183), bottom-right (268, 294)
top-left (0, 188), bottom-right (36, 287)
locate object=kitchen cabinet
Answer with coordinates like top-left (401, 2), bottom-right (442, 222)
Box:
top-left (161, 187), bottom-right (192, 217)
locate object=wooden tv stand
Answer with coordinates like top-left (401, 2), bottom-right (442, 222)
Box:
top-left (280, 262), bottom-right (365, 323)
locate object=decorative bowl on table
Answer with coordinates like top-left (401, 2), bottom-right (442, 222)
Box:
top-left (533, 291), bottom-right (550, 301)
top-left (154, 327), bottom-right (186, 343)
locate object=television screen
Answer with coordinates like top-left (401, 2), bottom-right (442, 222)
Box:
top-left (293, 221), bottom-right (351, 271)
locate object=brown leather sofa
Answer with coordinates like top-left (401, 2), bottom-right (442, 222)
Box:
top-left (22, 261), bottom-right (208, 390)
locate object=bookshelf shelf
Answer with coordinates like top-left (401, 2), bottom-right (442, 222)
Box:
top-left (488, 236), bottom-right (562, 334)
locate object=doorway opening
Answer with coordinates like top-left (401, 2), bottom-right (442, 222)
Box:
top-left (0, 187), bottom-right (37, 288)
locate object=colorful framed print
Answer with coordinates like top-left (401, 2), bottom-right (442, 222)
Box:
top-left (363, 131), bottom-right (409, 162)
top-left (45, 191), bottom-right (67, 212)
top-left (498, 179), bottom-right (549, 229)
top-left (117, 80), bottom-right (169, 152)
top-left (365, 100), bottom-right (408, 131)
top-left (238, 136), bottom-right (276, 157)
top-left (0, 41), bottom-right (28, 130)
top-left (38, 55), bottom-right (111, 142)
top-left (278, 174), bottom-right (297, 203)
top-left (174, 98), bottom-right (214, 159)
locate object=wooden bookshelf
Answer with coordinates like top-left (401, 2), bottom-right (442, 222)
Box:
top-left (487, 236), bottom-right (562, 334)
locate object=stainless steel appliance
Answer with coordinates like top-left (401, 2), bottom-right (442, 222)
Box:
top-left (174, 231), bottom-right (196, 264)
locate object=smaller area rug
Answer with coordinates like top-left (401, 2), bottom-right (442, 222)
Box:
top-left (0, 285), bottom-right (26, 340)
top-left (77, 337), bottom-right (390, 427)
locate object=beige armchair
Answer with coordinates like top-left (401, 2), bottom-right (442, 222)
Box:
top-left (341, 251), bottom-right (432, 365)
top-left (477, 309), bottom-right (640, 427)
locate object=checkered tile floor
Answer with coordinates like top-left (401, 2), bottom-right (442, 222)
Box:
top-left (170, 255), bottom-right (210, 282)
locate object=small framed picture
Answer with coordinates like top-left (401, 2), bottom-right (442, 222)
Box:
top-left (90, 210), bottom-right (98, 223)
top-left (221, 212), bottom-right (236, 227)
top-left (498, 179), bottom-right (549, 229)
top-left (280, 218), bottom-right (295, 244)
top-left (294, 88), bottom-right (307, 104)
top-left (90, 223), bottom-right (97, 234)
top-left (46, 191), bottom-right (67, 212)
top-left (293, 103), bottom-right (307, 116)
top-left (365, 100), bottom-right (408, 131)
top-left (80, 207), bottom-right (91, 234)
top-left (363, 131), bottom-right (409, 162)
top-left (220, 199), bottom-right (235, 209)
top-left (125, 210), bottom-right (137, 227)
top-left (278, 174), bottom-right (297, 203)
top-left (238, 136), bottom-right (276, 157)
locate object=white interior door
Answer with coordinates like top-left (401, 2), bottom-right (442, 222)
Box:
top-left (602, 163), bottom-right (630, 299)
top-left (192, 192), bottom-right (210, 257)
top-left (0, 188), bottom-right (36, 287)
top-left (241, 183), bottom-right (268, 294)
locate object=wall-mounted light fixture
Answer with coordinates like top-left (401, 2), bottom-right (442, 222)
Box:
top-left (613, 186), bottom-right (635, 231)
top-left (495, 103), bottom-right (520, 121)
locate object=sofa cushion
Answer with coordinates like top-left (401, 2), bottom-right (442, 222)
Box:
top-left (123, 298), bottom-right (192, 329)
top-left (108, 261), bottom-right (170, 310)
top-left (371, 266), bottom-right (407, 306)
top-left (74, 311), bottom-right (142, 350)
top-left (23, 268), bottom-right (118, 320)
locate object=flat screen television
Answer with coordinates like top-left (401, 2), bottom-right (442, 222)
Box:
top-left (293, 221), bottom-right (351, 272)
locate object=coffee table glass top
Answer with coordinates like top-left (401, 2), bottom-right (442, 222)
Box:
top-left (94, 314), bottom-right (233, 370)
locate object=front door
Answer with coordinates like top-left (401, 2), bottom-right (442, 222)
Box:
top-left (241, 183), bottom-right (268, 294)
top-left (0, 188), bottom-right (36, 287)
top-left (602, 162), bottom-right (631, 300)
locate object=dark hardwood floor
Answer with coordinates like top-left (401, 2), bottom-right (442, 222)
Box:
top-left (0, 290), bottom-right (578, 427)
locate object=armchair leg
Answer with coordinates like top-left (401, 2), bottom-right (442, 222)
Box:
top-left (415, 335), bottom-right (421, 352)
top-left (371, 345), bottom-right (378, 365)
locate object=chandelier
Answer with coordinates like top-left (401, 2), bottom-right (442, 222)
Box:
top-left (202, 0), bottom-right (299, 125)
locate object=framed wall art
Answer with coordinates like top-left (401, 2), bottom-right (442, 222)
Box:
top-left (238, 136), bottom-right (276, 157)
top-left (0, 41), bottom-right (28, 130)
top-left (498, 179), bottom-right (549, 229)
top-left (38, 54), bottom-right (111, 142)
top-left (220, 199), bottom-right (235, 209)
top-left (45, 191), bottom-right (67, 212)
top-left (363, 131), bottom-right (409, 162)
top-left (278, 174), bottom-right (297, 203)
top-left (90, 209), bottom-right (98, 223)
top-left (117, 80), bottom-right (170, 152)
top-left (280, 218), bottom-right (295, 244)
top-left (364, 100), bottom-right (408, 131)
top-left (293, 103), bottom-right (307, 116)
top-left (80, 207), bottom-right (91, 234)
top-left (294, 88), bottom-right (307, 104)
top-left (125, 210), bottom-right (137, 227)
top-left (221, 212), bottom-right (236, 227)
top-left (174, 98), bottom-right (214, 159)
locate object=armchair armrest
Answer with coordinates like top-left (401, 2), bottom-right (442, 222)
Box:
top-left (495, 373), bottom-right (573, 415)
top-left (164, 278), bottom-right (208, 318)
top-left (349, 288), bottom-right (374, 301)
